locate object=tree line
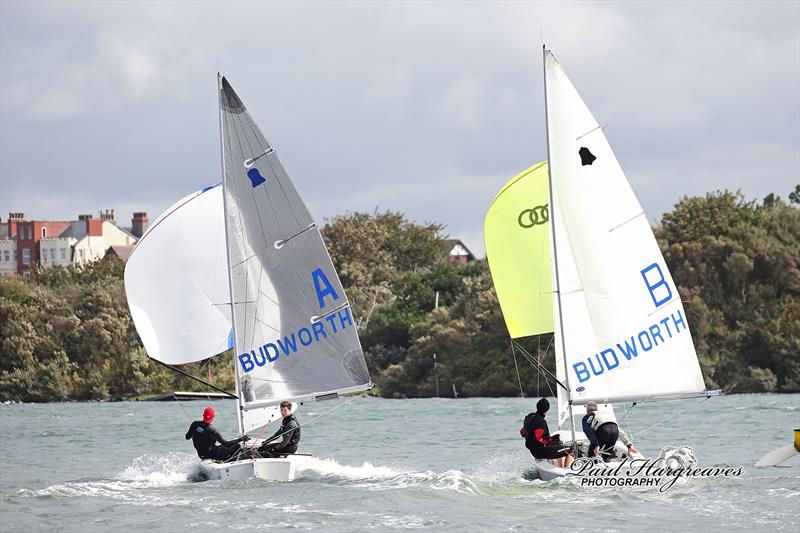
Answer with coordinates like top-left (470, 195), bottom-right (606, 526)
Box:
top-left (0, 187), bottom-right (797, 402)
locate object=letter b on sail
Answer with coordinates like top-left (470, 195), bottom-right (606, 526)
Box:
top-left (641, 263), bottom-right (672, 308)
top-left (312, 268), bottom-right (339, 308)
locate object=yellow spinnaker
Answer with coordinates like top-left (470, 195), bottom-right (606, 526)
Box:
top-left (484, 161), bottom-right (553, 338)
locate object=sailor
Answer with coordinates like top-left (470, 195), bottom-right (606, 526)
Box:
top-left (258, 401), bottom-right (301, 457)
top-left (582, 400), bottom-right (638, 461)
top-left (522, 398), bottom-right (573, 468)
top-left (185, 406), bottom-right (249, 462)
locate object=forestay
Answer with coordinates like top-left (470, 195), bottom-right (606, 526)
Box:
top-left (544, 50), bottom-right (706, 406)
top-left (219, 77), bottom-right (371, 428)
top-left (125, 184), bottom-right (232, 365)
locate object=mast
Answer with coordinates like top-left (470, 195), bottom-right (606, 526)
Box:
top-left (217, 73), bottom-right (245, 436)
top-left (542, 46), bottom-right (577, 448)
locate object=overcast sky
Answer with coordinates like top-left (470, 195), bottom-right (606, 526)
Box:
top-left (1, 1), bottom-right (798, 256)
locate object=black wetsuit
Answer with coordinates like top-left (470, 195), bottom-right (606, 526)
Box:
top-left (185, 421), bottom-right (243, 462)
top-left (524, 412), bottom-right (568, 460)
top-left (258, 415), bottom-right (301, 457)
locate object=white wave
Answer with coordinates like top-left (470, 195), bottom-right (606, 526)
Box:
top-left (116, 451), bottom-right (199, 487)
top-left (294, 455), bottom-right (408, 480)
top-left (294, 456), bottom-right (479, 494)
top-left (16, 451), bottom-right (201, 500)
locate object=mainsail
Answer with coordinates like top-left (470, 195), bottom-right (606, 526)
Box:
top-left (543, 49), bottom-right (706, 406)
top-left (485, 49), bottom-right (710, 432)
top-left (218, 77), bottom-right (371, 432)
top-left (125, 76), bottom-right (372, 436)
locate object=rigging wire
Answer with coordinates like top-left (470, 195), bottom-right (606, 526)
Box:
top-left (513, 339), bottom-right (558, 398)
top-left (243, 390), bottom-right (371, 454)
top-left (152, 360), bottom-right (193, 423)
top-left (630, 396), bottom-right (710, 439)
top-left (510, 340), bottom-right (527, 411)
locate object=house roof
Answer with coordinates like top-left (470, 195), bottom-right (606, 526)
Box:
top-left (106, 245), bottom-right (135, 262)
top-left (442, 239), bottom-right (475, 260)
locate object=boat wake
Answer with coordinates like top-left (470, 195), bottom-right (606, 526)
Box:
top-left (293, 456), bottom-right (481, 494)
top-left (15, 452), bottom-right (202, 500)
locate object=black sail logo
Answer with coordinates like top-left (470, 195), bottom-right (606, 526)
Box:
top-left (579, 147), bottom-right (596, 166)
top-left (518, 204), bottom-right (549, 228)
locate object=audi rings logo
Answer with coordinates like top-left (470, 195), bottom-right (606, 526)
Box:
top-left (518, 204), bottom-right (549, 228)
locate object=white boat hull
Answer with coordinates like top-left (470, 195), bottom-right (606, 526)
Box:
top-left (201, 457), bottom-right (299, 481)
top-left (534, 430), bottom-right (644, 481)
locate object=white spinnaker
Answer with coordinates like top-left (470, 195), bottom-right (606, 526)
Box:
top-left (125, 184), bottom-right (232, 365)
top-left (545, 50), bottom-right (705, 404)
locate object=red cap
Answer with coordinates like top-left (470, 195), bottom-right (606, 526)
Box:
top-left (203, 406), bottom-right (215, 423)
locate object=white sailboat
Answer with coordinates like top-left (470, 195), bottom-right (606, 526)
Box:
top-left (125, 75), bottom-right (373, 481)
top-left (485, 48), bottom-right (719, 481)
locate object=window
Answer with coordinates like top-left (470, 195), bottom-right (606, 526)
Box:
top-left (22, 248), bottom-right (30, 265)
top-left (42, 227), bottom-right (47, 238)
top-left (2, 250), bottom-right (8, 262)
top-left (61, 248), bottom-right (66, 260)
top-left (50, 249), bottom-right (56, 261)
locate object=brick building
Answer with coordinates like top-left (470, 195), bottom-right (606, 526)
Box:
top-left (0, 210), bottom-right (144, 278)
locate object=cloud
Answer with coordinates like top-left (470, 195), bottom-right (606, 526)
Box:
top-left (0, 1), bottom-right (797, 261)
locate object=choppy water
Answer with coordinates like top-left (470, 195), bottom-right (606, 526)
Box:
top-left (1, 394), bottom-right (798, 531)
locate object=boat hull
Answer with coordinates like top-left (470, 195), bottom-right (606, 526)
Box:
top-left (201, 457), bottom-right (298, 481)
top-left (534, 430), bottom-right (644, 481)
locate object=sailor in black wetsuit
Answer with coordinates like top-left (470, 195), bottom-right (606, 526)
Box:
top-left (258, 401), bottom-right (301, 457)
top-left (185, 406), bottom-right (248, 462)
top-left (522, 398), bottom-right (574, 468)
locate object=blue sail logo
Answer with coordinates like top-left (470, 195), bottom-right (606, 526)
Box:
top-left (247, 168), bottom-right (266, 188)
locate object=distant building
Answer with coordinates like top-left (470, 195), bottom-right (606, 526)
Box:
top-left (0, 210), bottom-right (143, 278)
top-left (106, 244), bottom-right (135, 262)
top-left (131, 212), bottom-right (149, 238)
top-left (443, 239), bottom-right (475, 265)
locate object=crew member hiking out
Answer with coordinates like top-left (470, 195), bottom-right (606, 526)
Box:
top-left (258, 401), bottom-right (301, 457)
top-left (582, 400), bottom-right (638, 461)
top-left (520, 398), bottom-right (573, 468)
top-left (185, 406), bottom-right (249, 462)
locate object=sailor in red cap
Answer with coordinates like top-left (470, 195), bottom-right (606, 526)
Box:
top-left (185, 406), bottom-right (249, 462)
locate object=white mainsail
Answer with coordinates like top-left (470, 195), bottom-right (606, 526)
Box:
top-left (125, 184), bottom-right (232, 365)
top-left (544, 49), bottom-right (707, 407)
top-left (218, 77), bottom-right (372, 432)
top-left (125, 76), bottom-right (372, 437)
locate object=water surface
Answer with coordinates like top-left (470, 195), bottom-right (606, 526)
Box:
top-left (1, 394), bottom-right (798, 531)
